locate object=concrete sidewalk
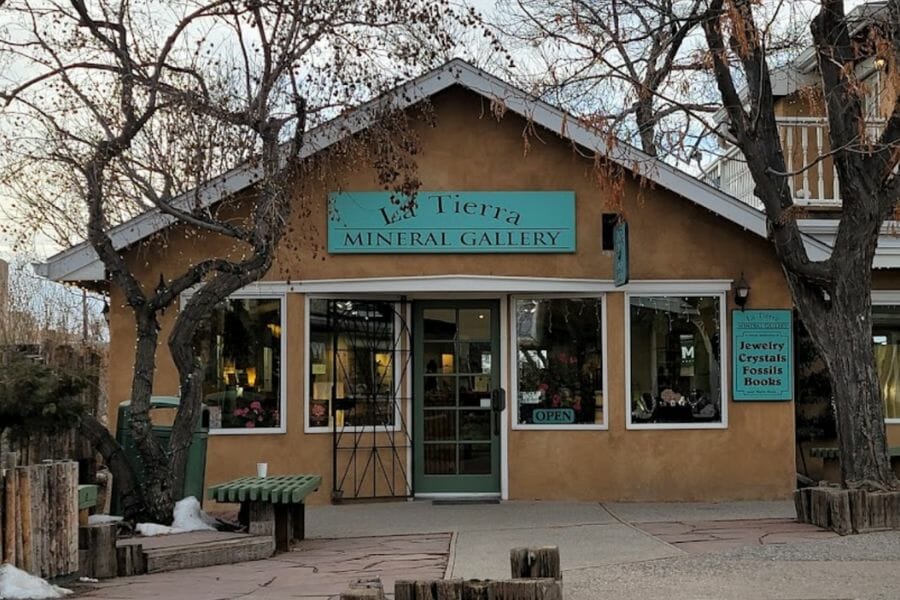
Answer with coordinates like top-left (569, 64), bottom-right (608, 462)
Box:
top-left (72, 500), bottom-right (900, 600)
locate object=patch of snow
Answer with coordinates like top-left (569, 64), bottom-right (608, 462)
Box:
top-left (86, 515), bottom-right (122, 525)
top-left (135, 523), bottom-right (176, 536)
top-left (76, 577), bottom-right (98, 584)
top-left (135, 497), bottom-right (217, 536)
top-left (0, 563), bottom-right (72, 600)
top-left (172, 497), bottom-right (217, 531)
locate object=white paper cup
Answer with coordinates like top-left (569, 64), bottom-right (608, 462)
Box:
top-left (256, 462), bottom-right (268, 478)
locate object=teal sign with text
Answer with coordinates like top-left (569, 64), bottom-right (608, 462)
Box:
top-left (328, 191), bottom-right (575, 253)
top-left (613, 220), bottom-right (629, 287)
top-left (532, 408), bottom-right (575, 424)
top-left (732, 309), bottom-right (793, 401)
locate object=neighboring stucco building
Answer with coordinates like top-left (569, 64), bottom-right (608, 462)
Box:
top-left (36, 58), bottom-right (897, 505)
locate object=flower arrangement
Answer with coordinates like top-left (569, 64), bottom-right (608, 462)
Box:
top-left (230, 399), bottom-right (279, 428)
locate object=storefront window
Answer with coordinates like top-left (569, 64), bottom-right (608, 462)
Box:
top-left (515, 298), bottom-right (604, 426)
top-left (628, 295), bottom-right (723, 426)
top-left (308, 299), bottom-right (397, 430)
top-left (873, 305), bottom-right (900, 420)
top-left (195, 297), bottom-right (282, 431)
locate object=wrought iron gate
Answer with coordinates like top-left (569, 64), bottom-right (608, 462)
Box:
top-left (327, 298), bottom-right (413, 501)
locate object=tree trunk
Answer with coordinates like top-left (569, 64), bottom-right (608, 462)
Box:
top-left (126, 310), bottom-right (175, 523)
top-left (167, 266), bottom-right (271, 497)
top-left (789, 261), bottom-right (898, 491)
top-left (78, 414), bottom-right (145, 520)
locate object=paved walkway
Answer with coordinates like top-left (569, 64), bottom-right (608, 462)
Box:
top-left (71, 500), bottom-right (900, 600)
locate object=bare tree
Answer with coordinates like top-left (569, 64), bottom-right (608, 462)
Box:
top-left (702, 0), bottom-right (899, 490)
top-left (496, 0), bottom-right (900, 491)
top-left (0, 0), bottom-right (470, 522)
top-left (494, 0), bottom-right (724, 161)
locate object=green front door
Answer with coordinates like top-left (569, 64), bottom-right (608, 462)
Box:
top-left (413, 301), bottom-right (502, 494)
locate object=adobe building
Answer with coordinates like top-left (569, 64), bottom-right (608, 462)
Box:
top-left (36, 60), bottom-right (899, 504)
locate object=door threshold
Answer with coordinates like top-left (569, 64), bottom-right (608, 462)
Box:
top-left (415, 493), bottom-right (502, 505)
top-left (430, 498), bottom-right (501, 506)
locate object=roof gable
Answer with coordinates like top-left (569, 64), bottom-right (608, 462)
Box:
top-left (35, 59), bottom-right (833, 281)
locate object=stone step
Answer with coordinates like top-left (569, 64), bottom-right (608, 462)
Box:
top-left (141, 535), bottom-right (275, 574)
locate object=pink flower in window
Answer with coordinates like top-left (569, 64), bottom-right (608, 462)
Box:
top-left (245, 420), bottom-right (256, 428)
top-left (250, 401), bottom-right (262, 411)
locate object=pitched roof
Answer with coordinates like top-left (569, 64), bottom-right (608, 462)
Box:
top-left (35, 58), bottom-right (833, 282)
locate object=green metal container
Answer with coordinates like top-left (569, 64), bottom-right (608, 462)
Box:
top-left (111, 396), bottom-right (209, 516)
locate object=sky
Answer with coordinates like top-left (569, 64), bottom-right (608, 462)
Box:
top-left (0, 0), bottom-right (874, 263)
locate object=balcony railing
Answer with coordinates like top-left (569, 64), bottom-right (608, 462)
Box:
top-left (701, 117), bottom-right (886, 210)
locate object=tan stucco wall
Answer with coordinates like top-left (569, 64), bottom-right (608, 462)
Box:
top-left (108, 87), bottom-right (804, 505)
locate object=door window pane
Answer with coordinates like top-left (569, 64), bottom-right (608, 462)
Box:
top-left (459, 410), bottom-right (492, 440)
top-left (424, 409), bottom-right (457, 440)
top-left (459, 444), bottom-right (492, 474)
top-left (423, 309), bottom-right (456, 340)
top-left (195, 298), bottom-right (282, 430)
top-left (424, 376), bottom-right (455, 406)
top-left (629, 296), bottom-right (723, 425)
top-left (873, 305), bottom-right (900, 419)
top-left (423, 342), bottom-right (455, 375)
top-left (515, 298), bottom-right (604, 425)
top-left (459, 341), bottom-right (492, 374)
top-left (459, 309), bottom-right (491, 340)
top-left (424, 444), bottom-right (456, 474)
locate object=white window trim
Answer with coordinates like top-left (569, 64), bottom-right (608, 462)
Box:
top-left (304, 295), bottom-right (404, 434)
top-left (625, 291), bottom-right (729, 431)
top-left (178, 291), bottom-right (288, 436)
top-left (873, 291), bottom-right (900, 424)
top-left (510, 294), bottom-right (609, 431)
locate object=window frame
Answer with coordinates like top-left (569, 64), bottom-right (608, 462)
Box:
top-left (873, 290), bottom-right (900, 425)
top-left (304, 294), bottom-right (405, 434)
top-left (181, 291), bottom-right (288, 436)
top-left (625, 291), bottom-right (729, 431)
top-left (510, 294), bottom-right (609, 431)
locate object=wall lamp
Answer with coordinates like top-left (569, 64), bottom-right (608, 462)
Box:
top-left (734, 273), bottom-right (751, 310)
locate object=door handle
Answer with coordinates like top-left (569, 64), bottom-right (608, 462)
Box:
top-left (491, 388), bottom-right (506, 436)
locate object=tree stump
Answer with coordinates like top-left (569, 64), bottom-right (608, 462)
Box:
top-left (340, 577), bottom-right (385, 599)
top-left (510, 546), bottom-right (561, 581)
top-left (78, 522), bottom-right (117, 579)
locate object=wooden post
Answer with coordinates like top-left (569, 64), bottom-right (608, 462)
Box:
top-left (291, 503), bottom-right (305, 541)
top-left (274, 505), bottom-right (293, 552)
top-left (510, 546), bottom-right (561, 581)
top-left (395, 580), bottom-right (463, 600)
top-left (461, 581), bottom-right (491, 600)
top-left (116, 544), bottom-right (147, 577)
top-left (493, 579), bottom-right (563, 600)
top-left (18, 467), bottom-right (34, 573)
top-left (341, 578), bottom-right (385, 600)
top-left (828, 489), bottom-right (852, 535)
top-left (395, 579), bottom-right (562, 600)
top-left (79, 523), bottom-right (118, 579)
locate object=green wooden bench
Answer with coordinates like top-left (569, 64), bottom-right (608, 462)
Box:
top-left (207, 475), bottom-right (321, 551)
top-left (78, 484), bottom-right (99, 525)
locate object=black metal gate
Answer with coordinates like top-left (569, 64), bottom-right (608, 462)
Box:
top-left (327, 298), bottom-right (413, 501)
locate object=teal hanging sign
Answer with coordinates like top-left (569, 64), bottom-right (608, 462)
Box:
top-left (732, 309), bottom-right (793, 401)
top-left (613, 220), bottom-right (629, 287)
top-left (328, 191), bottom-right (575, 253)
